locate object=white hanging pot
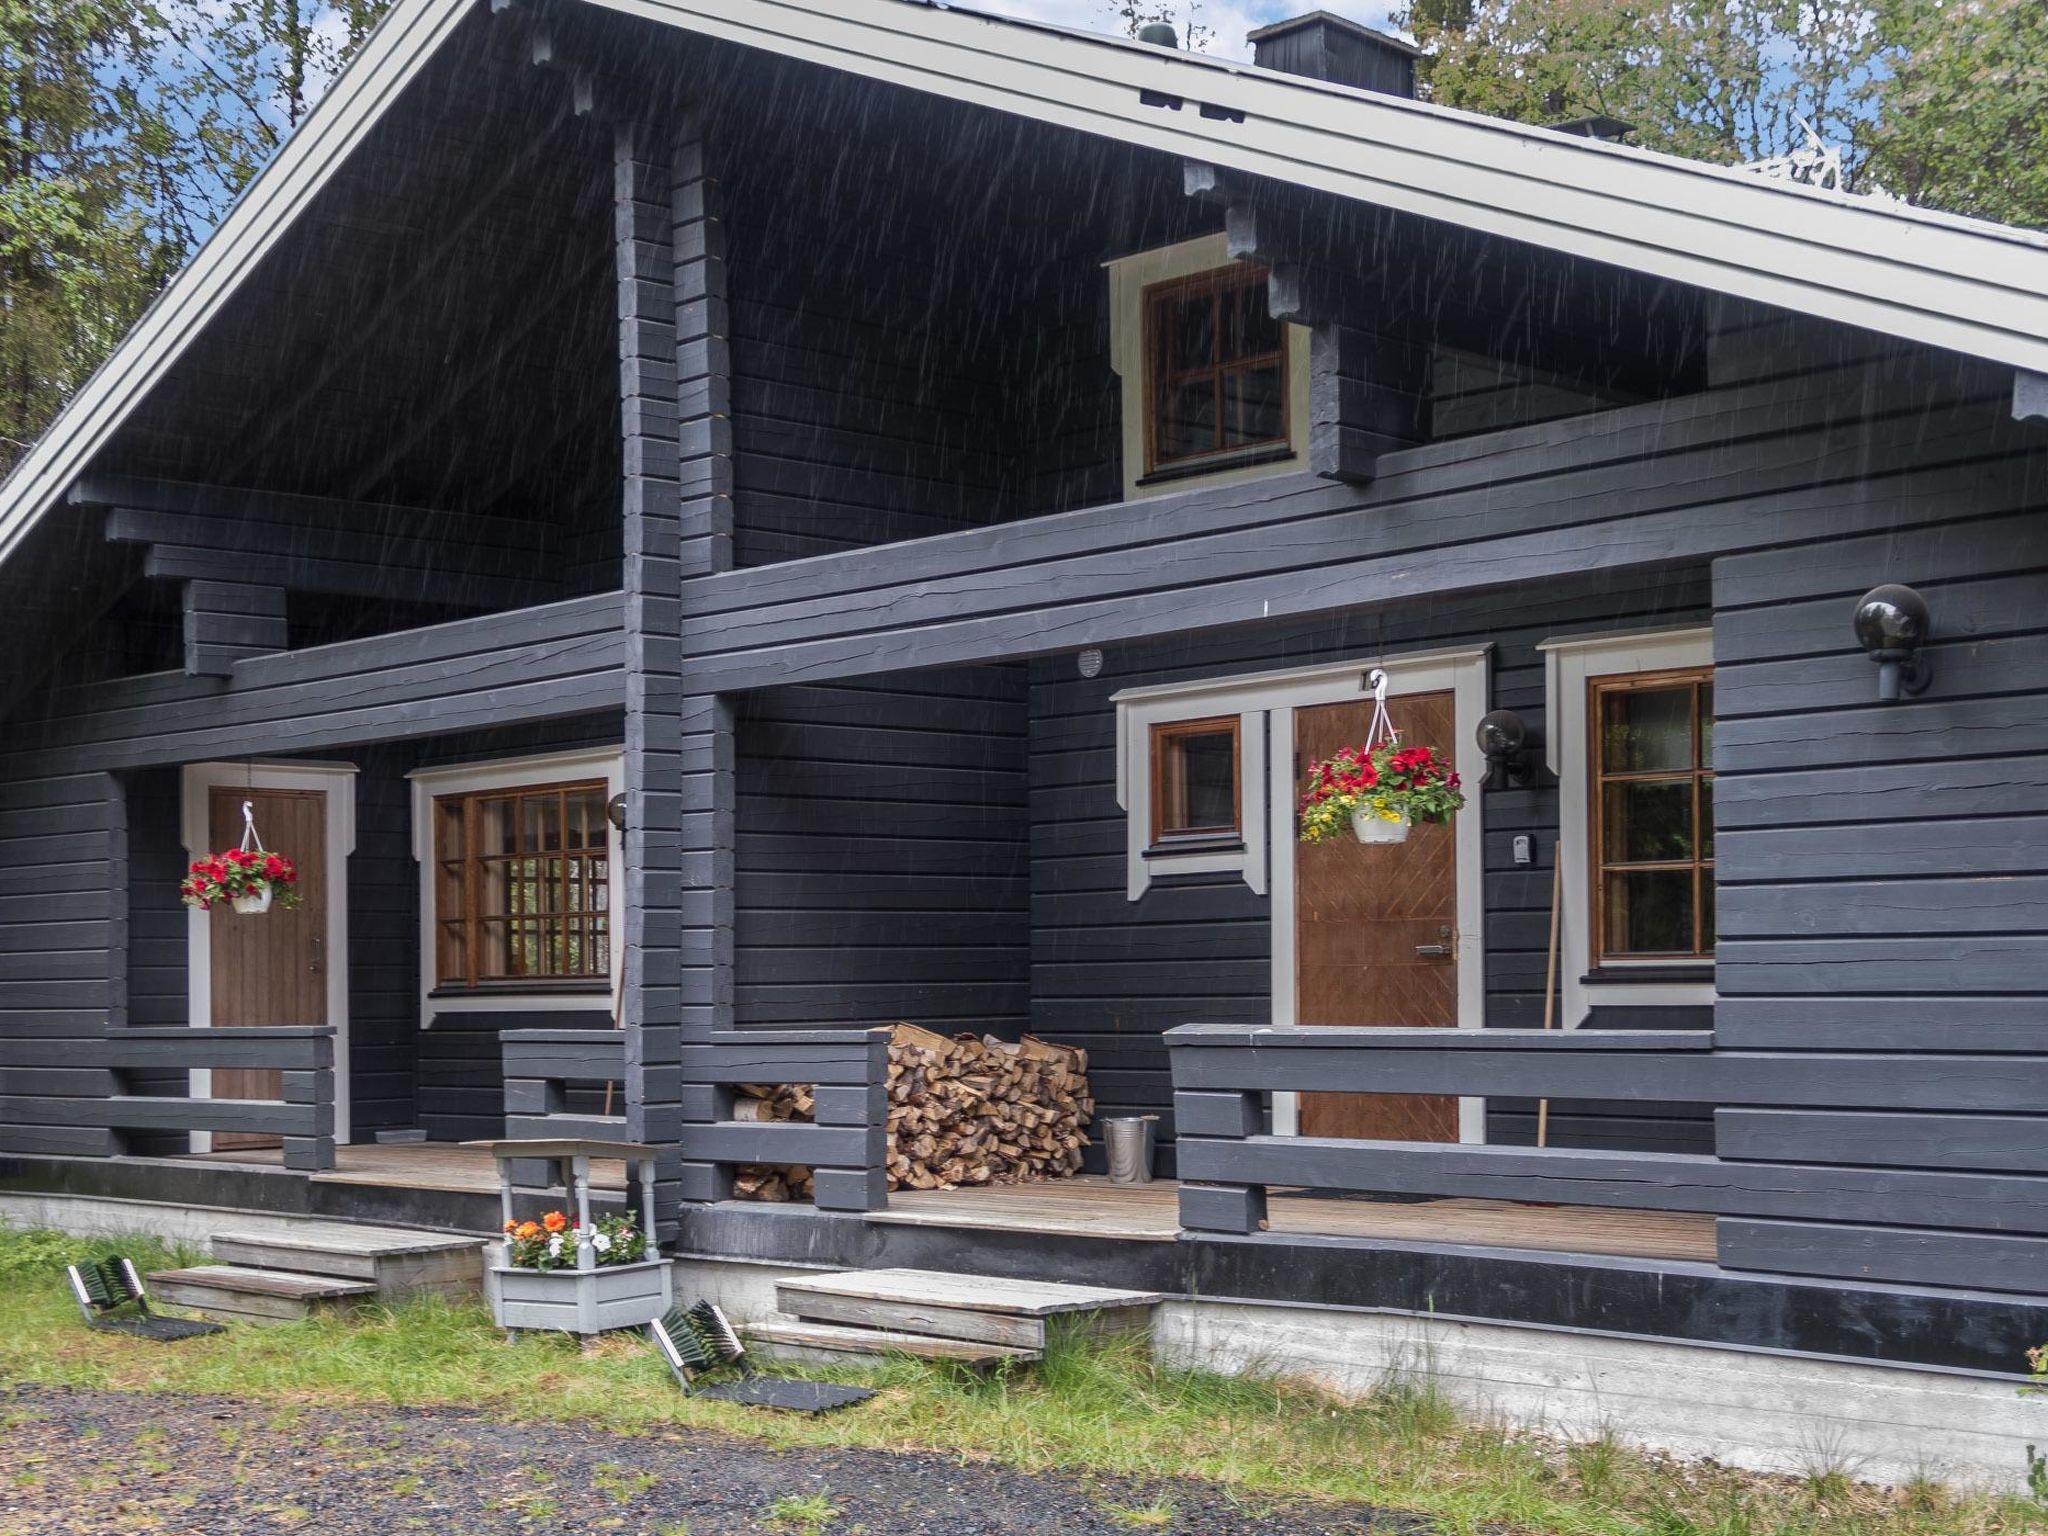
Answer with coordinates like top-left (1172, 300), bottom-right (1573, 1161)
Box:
top-left (1351, 808), bottom-right (1412, 845)
top-left (232, 885), bottom-right (275, 916)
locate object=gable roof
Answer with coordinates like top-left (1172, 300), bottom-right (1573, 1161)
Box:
top-left (5, 0), bottom-right (2046, 567)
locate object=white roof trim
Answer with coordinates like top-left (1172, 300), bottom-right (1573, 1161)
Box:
top-left (4, 0), bottom-right (2046, 568)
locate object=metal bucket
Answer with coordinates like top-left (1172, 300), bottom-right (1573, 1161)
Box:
top-left (1104, 1115), bottom-right (1159, 1185)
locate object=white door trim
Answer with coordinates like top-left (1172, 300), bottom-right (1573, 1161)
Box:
top-left (1262, 646), bottom-right (1492, 1142)
top-left (181, 761), bottom-right (359, 1152)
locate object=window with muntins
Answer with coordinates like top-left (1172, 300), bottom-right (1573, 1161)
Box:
top-left (1150, 717), bottom-right (1241, 844)
top-left (1144, 265), bottom-right (1288, 474)
top-left (433, 780), bottom-right (611, 988)
top-left (1590, 669), bottom-right (1715, 962)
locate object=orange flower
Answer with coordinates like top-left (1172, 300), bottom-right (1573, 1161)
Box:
top-left (541, 1211), bottom-right (567, 1234)
top-left (515, 1221), bottom-right (541, 1240)
top-left (502, 1219), bottom-right (517, 1233)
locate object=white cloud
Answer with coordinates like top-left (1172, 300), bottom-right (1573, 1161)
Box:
top-left (951, 0), bottom-right (1408, 62)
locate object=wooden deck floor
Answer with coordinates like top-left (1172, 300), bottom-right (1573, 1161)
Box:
top-left (180, 1142), bottom-right (629, 1193)
top-left (877, 1177), bottom-right (1719, 1262)
top-left (181, 1148), bottom-right (1715, 1263)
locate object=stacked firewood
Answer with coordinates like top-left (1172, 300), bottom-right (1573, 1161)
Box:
top-left (729, 1023), bottom-right (1094, 1202)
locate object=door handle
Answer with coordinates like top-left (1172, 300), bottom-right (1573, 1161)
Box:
top-left (1414, 944), bottom-right (1451, 957)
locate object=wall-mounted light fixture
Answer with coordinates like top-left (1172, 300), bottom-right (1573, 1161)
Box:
top-left (1476, 708), bottom-right (1538, 789)
top-left (607, 792), bottom-right (629, 832)
top-left (1852, 584), bottom-right (1933, 702)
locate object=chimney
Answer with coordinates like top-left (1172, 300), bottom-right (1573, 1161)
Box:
top-left (1247, 11), bottom-right (1420, 99)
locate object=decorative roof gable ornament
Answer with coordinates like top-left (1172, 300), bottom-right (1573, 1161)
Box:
top-left (1741, 117), bottom-right (1846, 193)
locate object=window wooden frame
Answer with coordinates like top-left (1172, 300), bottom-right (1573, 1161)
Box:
top-left (432, 777), bottom-right (611, 989)
top-left (1588, 666), bottom-right (1714, 964)
top-left (1141, 264), bottom-right (1289, 477)
top-left (1148, 716), bottom-right (1242, 845)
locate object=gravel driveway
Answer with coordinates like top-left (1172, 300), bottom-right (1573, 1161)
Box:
top-left (0, 1385), bottom-right (1417, 1535)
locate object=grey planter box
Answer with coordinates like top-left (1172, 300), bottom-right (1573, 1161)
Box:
top-left (485, 1257), bottom-right (671, 1336)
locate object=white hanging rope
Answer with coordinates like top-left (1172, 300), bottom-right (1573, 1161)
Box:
top-left (237, 800), bottom-right (267, 855)
top-left (1362, 668), bottom-right (1399, 755)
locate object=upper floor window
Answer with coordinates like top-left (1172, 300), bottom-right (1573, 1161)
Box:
top-left (1106, 233), bottom-right (1309, 500)
top-left (1144, 266), bottom-right (1289, 475)
top-left (1590, 669), bottom-right (1714, 962)
top-left (1149, 716), bottom-right (1241, 844)
top-left (432, 780), bottom-right (611, 988)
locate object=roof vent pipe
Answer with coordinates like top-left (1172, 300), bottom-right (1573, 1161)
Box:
top-left (1137, 21), bottom-right (1180, 47)
top-left (1247, 11), bottom-right (1420, 98)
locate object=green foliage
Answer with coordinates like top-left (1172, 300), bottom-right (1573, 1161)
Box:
top-left (1402, 0), bottom-right (1870, 169)
top-left (0, 0), bottom-right (181, 473)
top-left (0, 0), bottom-right (392, 477)
top-left (1402, 0), bottom-right (2048, 229)
top-left (0, 1222), bottom-right (88, 1276)
top-left (1857, 0), bottom-right (2048, 228)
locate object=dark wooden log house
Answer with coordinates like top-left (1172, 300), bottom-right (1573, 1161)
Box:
top-left (3, 0), bottom-right (2047, 1479)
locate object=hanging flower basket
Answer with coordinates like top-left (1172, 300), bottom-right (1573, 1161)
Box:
top-left (181, 800), bottom-right (300, 914)
top-left (181, 848), bottom-right (300, 913)
top-left (1298, 671), bottom-right (1465, 848)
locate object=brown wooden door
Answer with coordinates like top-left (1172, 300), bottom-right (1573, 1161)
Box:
top-left (1294, 692), bottom-right (1460, 1141)
top-left (208, 787), bottom-right (327, 1151)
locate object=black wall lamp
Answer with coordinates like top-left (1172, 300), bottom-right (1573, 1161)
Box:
top-left (1476, 709), bottom-right (1538, 789)
top-left (1853, 584), bottom-right (1933, 702)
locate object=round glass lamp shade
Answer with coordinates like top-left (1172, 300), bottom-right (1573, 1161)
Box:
top-left (1853, 584), bottom-right (1930, 654)
top-left (1476, 709), bottom-right (1527, 757)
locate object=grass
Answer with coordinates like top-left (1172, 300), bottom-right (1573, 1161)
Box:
top-left (5, 1226), bottom-right (2046, 1536)
top-left (764, 1492), bottom-right (840, 1532)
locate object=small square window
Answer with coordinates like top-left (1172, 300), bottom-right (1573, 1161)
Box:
top-left (1150, 717), bottom-right (1240, 843)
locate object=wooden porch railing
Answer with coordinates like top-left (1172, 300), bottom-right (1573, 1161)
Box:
top-left (1166, 1023), bottom-right (2048, 1281)
top-left (678, 1028), bottom-right (892, 1213)
top-left (99, 1025), bottom-right (336, 1170)
top-left (501, 1029), bottom-right (627, 1143)
top-left (1165, 1023), bottom-right (1723, 1234)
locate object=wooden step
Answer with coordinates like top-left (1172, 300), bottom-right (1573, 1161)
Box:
top-left (744, 1318), bottom-right (1038, 1370)
top-left (775, 1268), bottom-right (1161, 1350)
top-left (147, 1265), bottom-right (378, 1325)
top-left (209, 1223), bottom-right (485, 1298)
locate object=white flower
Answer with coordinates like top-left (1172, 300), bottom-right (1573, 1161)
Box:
top-left (591, 1233), bottom-right (612, 1254)
top-left (546, 1236), bottom-right (563, 1257)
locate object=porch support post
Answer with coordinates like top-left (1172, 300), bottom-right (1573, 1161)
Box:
top-left (1173, 1089), bottom-right (1269, 1234)
top-left (660, 110), bottom-right (739, 1209)
top-left (615, 114), bottom-right (690, 1235)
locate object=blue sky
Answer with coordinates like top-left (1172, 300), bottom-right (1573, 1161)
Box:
top-left (957, 1), bottom-right (1407, 61)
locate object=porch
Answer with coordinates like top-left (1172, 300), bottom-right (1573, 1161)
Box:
top-left (151, 1140), bottom-right (1714, 1262)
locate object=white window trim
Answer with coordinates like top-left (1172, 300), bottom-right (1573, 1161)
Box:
top-left (1105, 232), bottom-right (1311, 501)
top-left (408, 747), bottom-right (624, 1027)
top-left (181, 760), bottom-right (359, 1152)
top-left (1115, 688), bottom-right (1268, 901)
top-left (1118, 645), bottom-right (1492, 1144)
top-left (1538, 627), bottom-right (1716, 1031)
